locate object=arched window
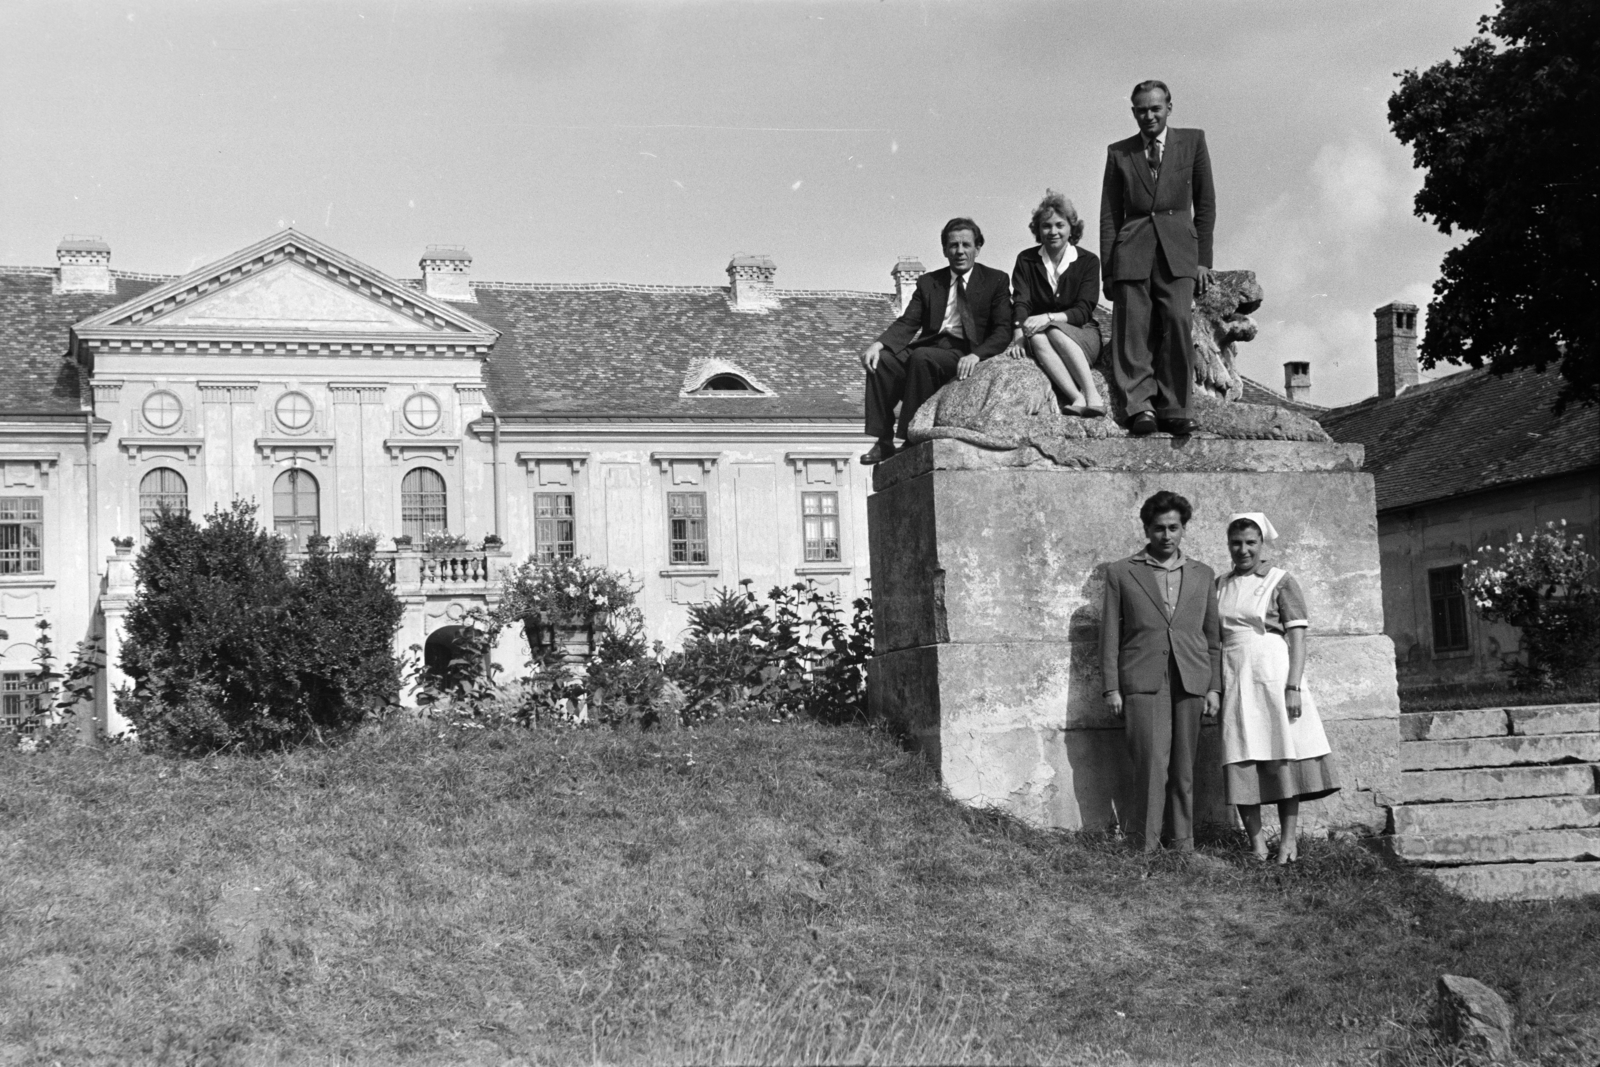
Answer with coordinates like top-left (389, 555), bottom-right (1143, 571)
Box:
top-left (273, 469), bottom-right (320, 552)
top-left (139, 467), bottom-right (188, 529)
top-left (401, 468), bottom-right (447, 540)
top-left (702, 373), bottom-right (753, 392)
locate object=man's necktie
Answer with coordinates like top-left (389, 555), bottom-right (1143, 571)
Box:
top-left (1146, 136), bottom-right (1162, 180)
top-left (955, 274), bottom-right (979, 347)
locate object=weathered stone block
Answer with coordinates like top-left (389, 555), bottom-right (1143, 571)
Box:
top-left (1508, 703), bottom-right (1600, 736)
top-left (1393, 794), bottom-right (1600, 836)
top-left (1426, 861), bottom-right (1600, 901)
top-left (1394, 826), bottom-right (1600, 865)
top-left (1401, 733), bottom-right (1600, 771)
top-left (1401, 708), bottom-right (1510, 741)
top-left (1399, 764), bottom-right (1598, 804)
top-left (867, 438), bottom-right (1399, 836)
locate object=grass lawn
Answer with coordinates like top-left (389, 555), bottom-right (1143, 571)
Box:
top-left (2, 721), bottom-right (1596, 1066)
top-left (1398, 680), bottom-right (1598, 714)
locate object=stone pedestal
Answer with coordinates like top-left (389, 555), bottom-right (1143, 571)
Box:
top-left (867, 438), bottom-right (1400, 835)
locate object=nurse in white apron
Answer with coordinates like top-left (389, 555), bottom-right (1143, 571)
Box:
top-left (1217, 512), bottom-right (1340, 864)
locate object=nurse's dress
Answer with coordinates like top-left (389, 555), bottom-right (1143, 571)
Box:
top-left (1216, 564), bottom-right (1340, 805)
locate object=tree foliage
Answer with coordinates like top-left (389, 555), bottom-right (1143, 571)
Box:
top-left (1388, 0), bottom-right (1599, 408)
top-left (120, 502), bottom-right (404, 754)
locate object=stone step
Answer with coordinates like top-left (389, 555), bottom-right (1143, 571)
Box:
top-left (1400, 732), bottom-right (1600, 771)
top-left (1510, 704), bottom-right (1600, 736)
top-left (1400, 708), bottom-right (1508, 742)
top-left (1394, 827), bottom-right (1600, 866)
top-left (1393, 795), bottom-right (1600, 836)
top-left (1422, 861), bottom-right (1600, 901)
top-left (1399, 764), bottom-right (1599, 804)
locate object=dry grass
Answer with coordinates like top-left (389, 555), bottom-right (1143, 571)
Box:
top-left (1, 720), bottom-right (1597, 1066)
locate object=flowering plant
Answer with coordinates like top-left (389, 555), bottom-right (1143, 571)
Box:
top-left (1465, 520), bottom-right (1599, 688)
top-left (496, 554), bottom-right (637, 625)
top-left (421, 530), bottom-right (471, 554)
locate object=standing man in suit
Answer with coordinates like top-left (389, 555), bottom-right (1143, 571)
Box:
top-left (1100, 80), bottom-right (1216, 436)
top-left (1100, 490), bottom-right (1223, 854)
top-left (859, 218), bottom-right (1013, 464)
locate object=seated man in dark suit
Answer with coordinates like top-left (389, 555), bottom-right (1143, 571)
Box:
top-left (858, 218), bottom-right (1013, 464)
top-left (1100, 489), bottom-right (1222, 854)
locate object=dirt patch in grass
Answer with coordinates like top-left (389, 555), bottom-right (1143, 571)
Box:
top-left (1, 722), bottom-right (1596, 1065)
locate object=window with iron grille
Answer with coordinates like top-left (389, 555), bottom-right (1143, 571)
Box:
top-left (273, 469), bottom-right (320, 553)
top-left (1, 671), bottom-right (44, 734)
top-left (139, 467), bottom-right (189, 529)
top-left (401, 468), bottom-right (448, 541)
top-left (667, 492), bottom-right (708, 565)
top-left (534, 493), bottom-right (575, 560)
top-left (0, 497), bottom-right (42, 574)
top-left (1428, 564), bottom-right (1470, 652)
top-left (801, 491), bottom-right (841, 562)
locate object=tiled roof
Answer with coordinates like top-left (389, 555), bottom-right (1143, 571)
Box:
top-left (0, 271), bottom-right (162, 415)
top-left (1238, 375), bottom-right (1324, 414)
top-left (467, 285), bottom-right (894, 420)
top-left (1320, 366), bottom-right (1600, 512)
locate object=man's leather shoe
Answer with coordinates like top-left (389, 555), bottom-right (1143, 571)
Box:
top-left (1127, 412), bottom-right (1157, 436)
top-left (1157, 417), bottom-right (1197, 436)
top-left (860, 440), bottom-right (897, 465)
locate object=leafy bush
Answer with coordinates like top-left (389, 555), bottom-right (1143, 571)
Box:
top-left (496, 553), bottom-right (637, 624)
top-left (119, 502), bottom-right (404, 754)
top-left (1465, 520), bottom-right (1600, 689)
top-left (667, 580), bottom-right (873, 724)
top-left (1, 619), bottom-right (103, 752)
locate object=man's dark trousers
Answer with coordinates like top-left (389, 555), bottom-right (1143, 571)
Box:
top-left (1124, 651), bottom-right (1204, 852)
top-left (1113, 245), bottom-right (1195, 422)
top-left (863, 334), bottom-right (971, 441)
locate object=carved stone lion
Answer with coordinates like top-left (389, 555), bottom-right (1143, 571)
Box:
top-left (907, 269), bottom-right (1329, 448)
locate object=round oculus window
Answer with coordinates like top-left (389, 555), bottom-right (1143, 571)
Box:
top-left (404, 392), bottom-right (441, 431)
top-left (142, 390), bottom-right (182, 430)
top-left (275, 392), bottom-right (314, 431)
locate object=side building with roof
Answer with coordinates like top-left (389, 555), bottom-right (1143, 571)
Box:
top-left (0, 231), bottom-right (896, 734)
top-left (1318, 303), bottom-right (1600, 690)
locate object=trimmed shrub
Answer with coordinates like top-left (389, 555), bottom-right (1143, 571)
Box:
top-left (119, 503), bottom-right (403, 754)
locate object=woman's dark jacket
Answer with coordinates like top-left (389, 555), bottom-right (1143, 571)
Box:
top-left (1011, 245), bottom-right (1101, 328)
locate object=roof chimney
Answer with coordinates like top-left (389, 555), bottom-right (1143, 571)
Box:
top-left (420, 245), bottom-right (475, 302)
top-left (1375, 301), bottom-right (1419, 399)
top-left (1283, 361), bottom-right (1311, 404)
top-left (726, 254), bottom-right (777, 311)
top-left (891, 257), bottom-right (925, 313)
top-left (57, 235), bottom-right (112, 294)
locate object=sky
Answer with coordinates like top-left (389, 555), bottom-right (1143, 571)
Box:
top-left (0, 0), bottom-right (1491, 406)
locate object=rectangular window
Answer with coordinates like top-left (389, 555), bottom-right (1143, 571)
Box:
top-left (668, 492), bottom-right (708, 565)
top-left (0, 497), bottom-right (43, 575)
top-left (1428, 564), bottom-right (1470, 652)
top-left (802, 491), bottom-right (841, 563)
top-left (1, 671), bottom-right (43, 733)
top-left (534, 493), bottom-right (576, 560)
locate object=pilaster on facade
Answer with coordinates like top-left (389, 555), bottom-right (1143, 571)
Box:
top-left (329, 383), bottom-right (389, 405)
top-left (90, 381), bottom-right (123, 405)
top-left (198, 382), bottom-right (260, 404)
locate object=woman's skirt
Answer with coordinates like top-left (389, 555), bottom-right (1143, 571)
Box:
top-left (1225, 755), bottom-right (1341, 805)
top-left (1046, 320), bottom-right (1102, 362)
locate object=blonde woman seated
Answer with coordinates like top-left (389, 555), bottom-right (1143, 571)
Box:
top-left (1004, 190), bottom-right (1106, 417)
top-left (1216, 513), bottom-right (1340, 864)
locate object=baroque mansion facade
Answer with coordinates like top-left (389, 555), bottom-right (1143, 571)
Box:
top-left (0, 230), bottom-right (898, 734)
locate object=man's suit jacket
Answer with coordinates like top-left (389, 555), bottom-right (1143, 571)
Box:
top-left (1100, 553), bottom-right (1223, 698)
top-left (1099, 127), bottom-right (1216, 285)
top-left (1010, 245), bottom-right (1101, 328)
top-left (876, 263), bottom-right (1013, 360)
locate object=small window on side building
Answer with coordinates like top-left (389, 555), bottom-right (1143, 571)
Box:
top-left (667, 492), bottom-right (708, 565)
top-left (0, 497), bottom-right (43, 574)
top-left (1428, 564), bottom-right (1470, 653)
top-left (802, 491), bottom-right (841, 562)
top-left (535, 493), bottom-right (575, 560)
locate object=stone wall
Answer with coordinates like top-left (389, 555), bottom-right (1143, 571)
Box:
top-left (868, 438), bottom-right (1400, 836)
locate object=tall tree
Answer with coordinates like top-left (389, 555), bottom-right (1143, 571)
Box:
top-left (1389, 0), bottom-right (1598, 408)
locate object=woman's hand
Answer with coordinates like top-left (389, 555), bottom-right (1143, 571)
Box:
top-left (1285, 686), bottom-right (1303, 721)
top-left (1022, 313), bottom-right (1056, 338)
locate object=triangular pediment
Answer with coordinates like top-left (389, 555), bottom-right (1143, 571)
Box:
top-left (71, 229), bottom-right (499, 353)
top-left (150, 259), bottom-right (435, 332)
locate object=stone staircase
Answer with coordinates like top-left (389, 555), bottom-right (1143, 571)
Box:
top-left (1391, 703), bottom-right (1600, 901)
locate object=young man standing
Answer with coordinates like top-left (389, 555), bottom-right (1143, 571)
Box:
top-left (858, 217), bottom-right (1013, 464)
top-left (1100, 490), bottom-right (1223, 853)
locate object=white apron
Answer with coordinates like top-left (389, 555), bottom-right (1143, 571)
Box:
top-left (1217, 567), bottom-right (1332, 766)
